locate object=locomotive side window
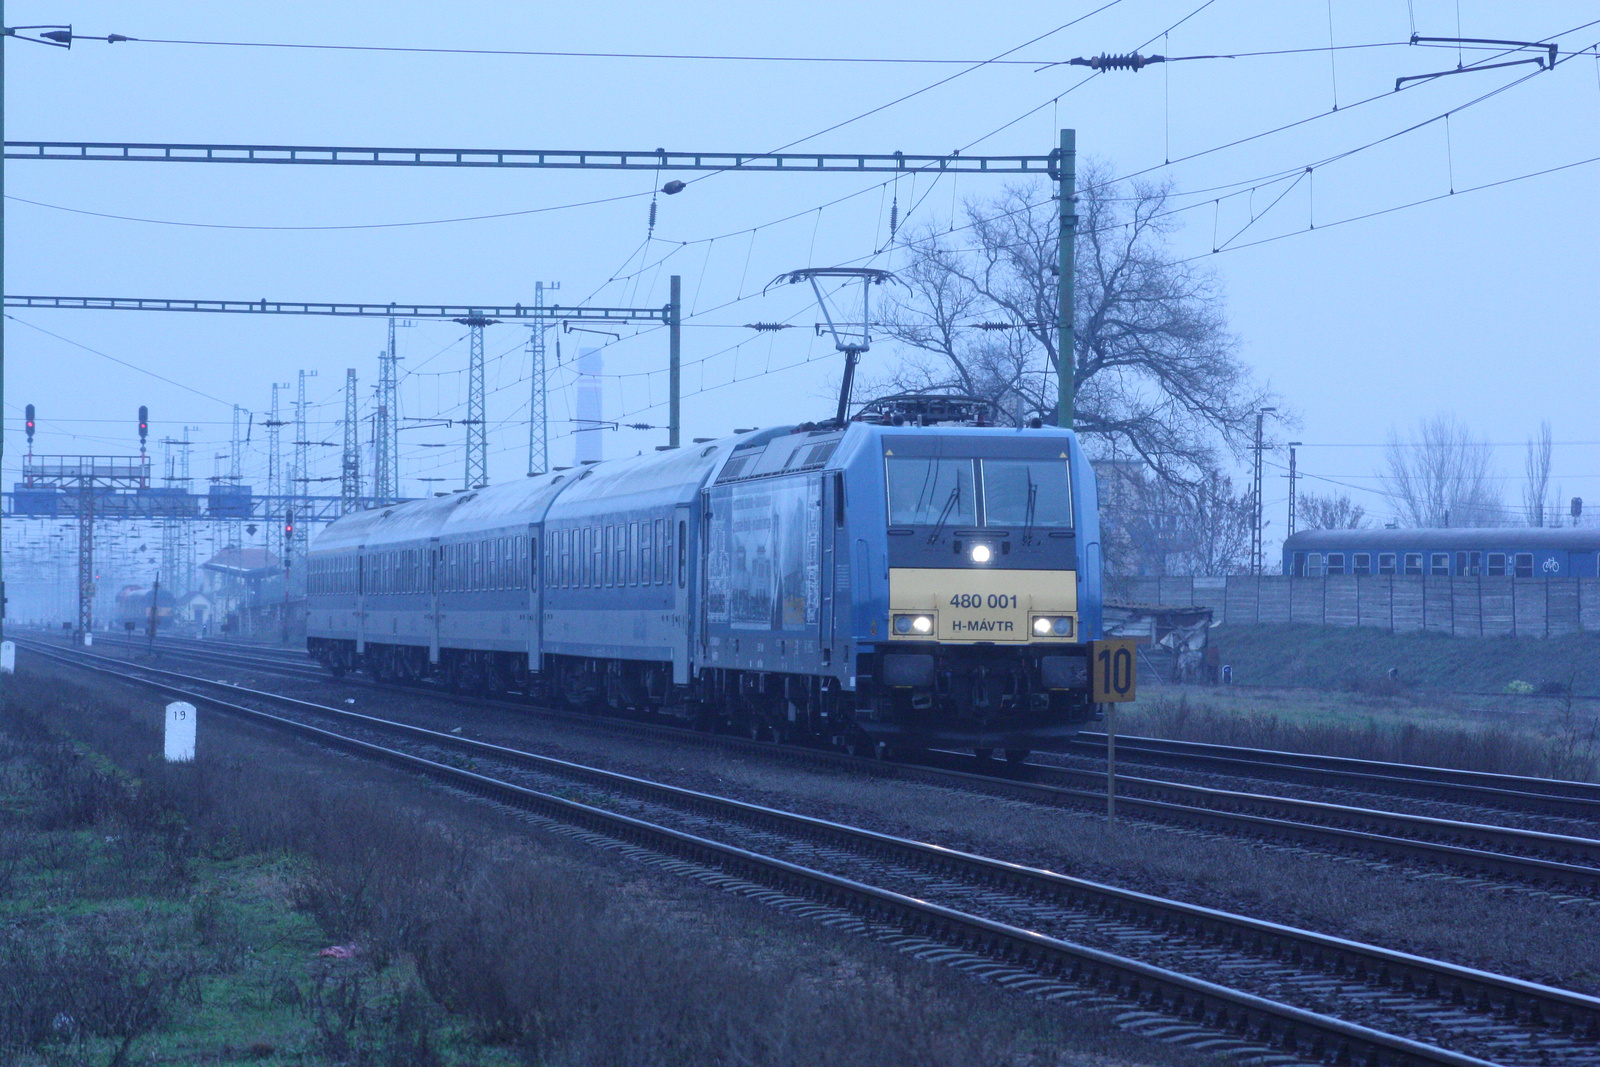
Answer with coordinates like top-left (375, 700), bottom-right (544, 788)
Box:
top-left (833, 472), bottom-right (846, 528)
top-left (886, 457), bottom-right (976, 526)
top-left (1404, 553), bottom-right (1423, 575)
top-left (1430, 553), bottom-right (1449, 576)
top-left (1353, 553), bottom-right (1371, 575)
top-left (1326, 552), bottom-right (1345, 576)
top-left (1515, 553), bottom-right (1534, 578)
top-left (981, 459), bottom-right (1072, 528)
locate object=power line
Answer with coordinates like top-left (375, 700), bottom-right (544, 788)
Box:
top-left (4, 314), bottom-right (242, 410)
top-left (3, 189), bottom-right (651, 231)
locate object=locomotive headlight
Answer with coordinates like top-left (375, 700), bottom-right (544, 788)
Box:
top-left (1031, 615), bottom-right (1074, 637)
top-left (969, 543), bottom-right (992, 564)
top-left (1033, 617), bottom-right (1052, 635)
top-left (894, 613), bottom-right (934, 635)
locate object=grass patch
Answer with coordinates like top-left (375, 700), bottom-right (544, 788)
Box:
top-left (1208, 624), bottom-right (1600, 697)
top-left (2, 667), bottom-right (1196, 1067)
top-left (1115, 690), bottom-right (1600, 780)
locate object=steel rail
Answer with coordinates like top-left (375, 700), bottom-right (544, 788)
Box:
top-left (38, 632), bottom-right (1600, 890)
top-left (1074, 733), bottom-right (1600, 809)
top-left (1020, 762), bottom-right (1600, 868)
top-left (15, 641), bottom-right (1562, 1066)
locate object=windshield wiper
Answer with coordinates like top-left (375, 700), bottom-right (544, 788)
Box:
top-left (927, 484), bottom-right (961, 545)
top-left (1021, 476), bottom-right (1037, 546)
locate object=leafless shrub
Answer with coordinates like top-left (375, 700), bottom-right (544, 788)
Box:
top-left (0, 914), bottom-right (200, 1066)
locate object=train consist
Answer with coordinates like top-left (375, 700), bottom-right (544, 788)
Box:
top-left (113, 584), bottom-right (176, 631)
top-left (1284, 527), bottom-right (1600, 579)
top-left (306, 397), bottom-right (1103, 758)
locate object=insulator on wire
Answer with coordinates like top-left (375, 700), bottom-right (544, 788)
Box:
top-left (1068, 52), bottom-right (1164, 71)
top-left (648, 198), bottom-right (658, 233)
top-left (889, 196), bottom-right (899, 237)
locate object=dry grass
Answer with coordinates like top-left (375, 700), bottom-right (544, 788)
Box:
top-left (1118, 689), bottom-right (1600, 781)
top-left (2, 665), bottom-right (1205, 1067)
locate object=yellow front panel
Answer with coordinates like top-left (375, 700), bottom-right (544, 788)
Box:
top-left (890, 567), bottom-right (1076, 643)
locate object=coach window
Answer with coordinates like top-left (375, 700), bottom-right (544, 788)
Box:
top-left (1291, 551), bottom-right (1306, 577)
top-left (1515, 553), bottom-right (1534, 578)
top-left (1429, 553), bottom-right (1449, 576)
top-left (1326, 553), bottom-right (1345, 576)
top-left (1402, 553), bottom-right (1421, 575)
top-left (1377, 553), bottom-right (1396, 575)
top-left (1305, 552), bottom-right (1323, 577)
top-left (1456, 551), bottom-right (1481, 577)
top-left (1487, 552), bottom-right (1505, 577)
top-left (1353, 553), bottom-right (1371, 575)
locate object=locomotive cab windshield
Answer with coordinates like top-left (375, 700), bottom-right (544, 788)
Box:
top-left (886, 455), bottom-right (1072, 531)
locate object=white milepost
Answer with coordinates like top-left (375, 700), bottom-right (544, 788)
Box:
top-left (165, 701), bottom-right (197, 762)
top-left (0, 641), bottom-right (13, 674)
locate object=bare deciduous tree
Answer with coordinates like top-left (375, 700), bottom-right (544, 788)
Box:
top-left (1296, 492), bottom-right (1367, 530)
top-left (1523, 419), bottom-right (1553, 527)
top-left (1379, 414), bottom-right (1505, 527)
top-left (1097, 461), bottom-right (1252, 576)
top-left (876, 165), bottom-right (1274, 487)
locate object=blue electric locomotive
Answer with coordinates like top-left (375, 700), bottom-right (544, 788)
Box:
top-left (307, 397), bottom-right (1103, 757)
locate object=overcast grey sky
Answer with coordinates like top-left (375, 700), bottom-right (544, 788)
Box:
top-left (5, 1), bottom-right (1598, 547)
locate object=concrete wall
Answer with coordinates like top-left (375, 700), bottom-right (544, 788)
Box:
top-left (1107, 574), bottom-right (1600, 637)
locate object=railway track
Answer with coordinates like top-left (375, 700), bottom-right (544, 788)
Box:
top-left (18, 638), bottom-right (1599, 1067)
top-left (1063, 733), bottom-right (1600, 822)
top-left (43, 631), bottom-right (1600, 895)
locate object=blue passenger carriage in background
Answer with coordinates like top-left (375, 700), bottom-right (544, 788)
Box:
top-left (1284, 528), bottom-right (1600, 579)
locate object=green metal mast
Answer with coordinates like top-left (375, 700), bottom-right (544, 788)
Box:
top-left (1055, 128), bottom-right (1077, 428)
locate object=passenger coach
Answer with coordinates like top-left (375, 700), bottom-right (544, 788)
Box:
top-left (307, 397), bottom-right (1104, 758)
top-left (1283, 527), bottom-right (1600, 579)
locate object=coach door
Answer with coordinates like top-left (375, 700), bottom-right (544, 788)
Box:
top-left (525, 523), bottom-right (541, 672)
top-left (355, 547), bottom-right (367, 655)
top-left (427, 539), bottom-right (442, 665)
top-left (673, 504), bottom-right (693, 684)
top-left (821, 473), bottom-right (841, 666)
